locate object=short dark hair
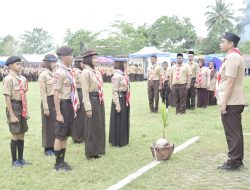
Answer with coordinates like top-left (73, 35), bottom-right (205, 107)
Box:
top-left (177, 53), bottom-right (183, 57)
top-left (151, 55), bottom-right (157, 59)
top-left (83, 56), bottom-right (94, 69)
top-left (114, 61), bottom-right (125, 71)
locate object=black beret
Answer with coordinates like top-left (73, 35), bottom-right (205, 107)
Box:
top-left (43, 54), bottom-right (57, 62)
top-left (151, 55), bottom-right (157, 58)
top-left (177, 53), bottom-right (183, 57)
top-left (74, 55), bottom-right (83, 62)
top-left (56, 46), bottom-right (74, 56)
top-left (224, 32), bottom-right (241, 45)
top-left (187, 51), bottom-right (194, 55)
top-left (5, 56), bottom-right (21, 66)
top-left (81, 49), bottom-right (98, 58)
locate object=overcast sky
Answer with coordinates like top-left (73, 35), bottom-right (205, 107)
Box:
top-left (0, 0), bottom-right (245, 44)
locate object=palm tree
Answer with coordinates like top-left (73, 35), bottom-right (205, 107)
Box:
top-left (205, 0), bottom-right (236, 33)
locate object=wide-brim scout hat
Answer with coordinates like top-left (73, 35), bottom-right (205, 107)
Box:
top-left (74, 55), bottom-right (83, 62)
top-left (224, 32), bottom-right (241, 45)
top-left (5, 56), bottom-right (21, 66)
top-left (43, 54), bottom-right (57, 62)
top-left (81, 50), bottom-right (98, 58)
top-left (56, 46), bottom-right (74, 56)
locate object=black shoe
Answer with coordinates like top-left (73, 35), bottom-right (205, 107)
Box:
top-left (54, 162), bottom-right (72, 171)
top-left (44, 150), bottom-right (55, 156)
top-left (63, 162), bottom-right (73, 171)
top-left (217, 163), bottom-right (241, 171)
top-left (54, 163), bottom-right (64, 171)
top-left (12, 160), bottom-right (22, 168)
top-left (19, 159), bottom-right (32, 166)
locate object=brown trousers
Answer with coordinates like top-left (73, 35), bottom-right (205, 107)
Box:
top-left (161, 81), bottom-right (170, 108)
top-left (196, 88), bottom-right (208, 108)
top-left (221, 105), bottom-right (244, 167)
top-left (148, 80), bottom-right (160, 112)
top-left (172, 84), bottom-right (187, 114)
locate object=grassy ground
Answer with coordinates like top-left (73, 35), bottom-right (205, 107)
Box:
top-left (0, 77), bottom-right (250, 190)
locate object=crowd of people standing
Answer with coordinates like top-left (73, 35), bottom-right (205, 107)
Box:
top-left (1, 32), bottom-right (246, 172)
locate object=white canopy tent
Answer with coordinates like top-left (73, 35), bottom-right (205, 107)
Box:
top-left (129, 47), bottom-right (170, 78)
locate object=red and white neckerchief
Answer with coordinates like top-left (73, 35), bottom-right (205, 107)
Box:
top-left (161, 69), bottom-right (167, 87)
top-left (214, 48), bottom-right (242, 97)
top-left (18, 77), bottom-right (28, 118)
top-left (11, 74), bottom-right (28, 119)
top-left (149, 64), bottom-right (156, 80)
top-left (197, 68), bottom-right (203, 85)
top-left (175, 66), bottom-right (181, 80)
top-left (95, 70), bottom-right (104, 104)
top-left (11, 72), bottom-right (28, 119)
top-left (61, 64), bottom-right (79, 117)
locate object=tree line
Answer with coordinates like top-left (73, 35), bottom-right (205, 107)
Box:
top-left (0, 0), bottom-right (249, 56)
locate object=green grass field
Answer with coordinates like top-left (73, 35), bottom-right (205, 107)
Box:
top-left (0, 77), bottom-right (250, 190)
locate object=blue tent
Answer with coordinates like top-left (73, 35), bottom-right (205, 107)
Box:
top-left (0, 61), bottom-right (5, 66)
top-left (205, 54), bottom-right (224, 71)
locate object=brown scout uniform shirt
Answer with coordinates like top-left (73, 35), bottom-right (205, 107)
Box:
top-left (170, 63), bottom-right (192, 86)
top-left (218, 52), bottom-right (245, 105)
top-left (3, 70), bottom-right (28, 101)
top-left (208, 69), bottom-right (217, 91)
top-left (147, 64), bottom-right (161, 81)
top-left (195, 67), bottom-right (210, 89)
top-left (80, 65), bottom-right (99, 111)
top-left (111, 70), bottom-right (128, 109)
top-left (188, 61), bottom-right (199, 78)
top-left (53, 64), bottom-right (73, 100)
top-left (38, 68), bottom-right (54, 110)
top-left (162, 69), bottom-right (170, 82)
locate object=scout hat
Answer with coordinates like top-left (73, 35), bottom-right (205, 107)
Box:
top-left (56, 46), bottom-right (74, 56)
top-left (5, 56), bottom-right (21, 66)
top-left (43, 54), bottom-right (57, 62)
top-left (81, 49), bottom-right (98, 58)
top-left (224, 32), bottom-right (241, 45)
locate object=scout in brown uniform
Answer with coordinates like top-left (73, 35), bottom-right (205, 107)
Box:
top-left (217, 32), bottom-right (245, 170)
top-left (169, 53), bottom-right (191, 114)
top-left (81, 50), bottom-right (105, 159)
top-left (139, 64), bottom-right (144, 81)
top-left (147, 55), bottom-right (162, 113)
top-left (53, 46), bottom-right (78, 171)
top-left (186, 51), bottom-right (199, 110)
top-left (38, 54), bottom-right (57, 156)
top-left (3, 56), bottom-right (31, 167)
top-left (72, 55), bottom-right (85, 143)
top-left (195, 58), bottom-right (210, 108)
top-left (207, 61), bottom-right (218, 105)
top-left (109, 58), bottom-right (130, 147)
top-left (161, 62), bottom-right (170, 108)
top-left (129, 63), bottom-right (135, 82)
